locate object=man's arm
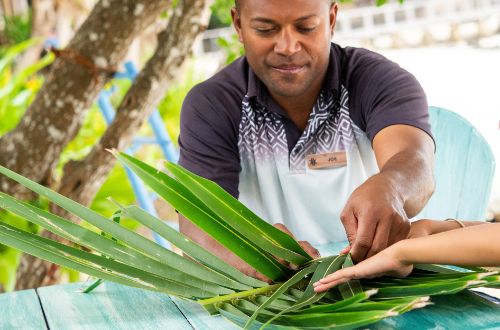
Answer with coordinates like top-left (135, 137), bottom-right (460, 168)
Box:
top-left (341, 124), bottom-right (435, 261)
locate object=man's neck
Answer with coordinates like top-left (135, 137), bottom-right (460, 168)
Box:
top-left (270, 76), bottom-right (325, 132)
top-left (271, 94), bottom-right (315, 132)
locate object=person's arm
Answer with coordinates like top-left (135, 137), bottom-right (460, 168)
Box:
top-left (341, 124), bottom-right (435, 261)
top-left (408, 218), bottom-right (486, 238)
top-left (340, 51), bottom-right (436, 263)
top-left (313, 222), bottom-right (500, 293)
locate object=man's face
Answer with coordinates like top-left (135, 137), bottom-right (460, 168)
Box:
top-left (232, 0), bottom-right (337, 98)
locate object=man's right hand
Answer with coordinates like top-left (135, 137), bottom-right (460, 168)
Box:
top-left (340, 174), bottom-right (410, 262)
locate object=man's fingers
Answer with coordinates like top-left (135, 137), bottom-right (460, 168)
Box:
top-left (388, 216), bottom-right (411, 245)
top-left (274, 223), bottom-right (295, 238)
top-left (366, 220), bottom-right (390, 259)
top-left (274, 256), bottom-right (291, 269)
top-left (339, 245), bottom-right (351, 255)
top-left (236, 260), bottom-right (273, 283)
top-left (274, 223), bottom-right (319, 259)
top-left (245, 268), bottom-right (272, 283)
top-left (299, 240), bottom-right (320, 259)
top-left (350, 215), bottom-right (377, 262)
top-left (340, 209), bottom-right (358, 246)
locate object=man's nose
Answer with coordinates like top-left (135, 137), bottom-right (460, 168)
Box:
top-left (274, 29), bottom-right (301, 56)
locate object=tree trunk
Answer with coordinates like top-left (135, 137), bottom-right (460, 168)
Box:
top-left (0, 0), bottom-right (170, 200)
top-left (13, 0), bottom-right (213, 291)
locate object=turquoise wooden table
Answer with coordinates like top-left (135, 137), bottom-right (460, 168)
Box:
top-left (1, 243), bottom-right (500, 330)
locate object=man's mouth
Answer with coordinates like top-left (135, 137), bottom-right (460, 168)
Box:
top-left (271, 65), bottom-right (305, 74)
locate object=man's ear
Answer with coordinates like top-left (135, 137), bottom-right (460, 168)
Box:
top-left (329, 2), bottom-right (338, 37)
top-left (231, 7), bottom-right (244, 42)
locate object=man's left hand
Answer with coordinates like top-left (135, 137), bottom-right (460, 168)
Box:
top-left (274, 223), bottom-right (320, 262)
top-left (340, 174), bottom-right (410, 262)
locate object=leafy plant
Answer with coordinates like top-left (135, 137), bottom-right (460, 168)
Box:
top-left (217, 34), bottom-right (245, 65)
top-left (0, 152), bottom-right (498, 328)
top-left (1, 13), bottom-right (32, 46)
top-left (0, 39), bottom-right (53, 135)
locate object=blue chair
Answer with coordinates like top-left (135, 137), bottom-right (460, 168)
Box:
top-left (416, 106), bottom-right (496, 220)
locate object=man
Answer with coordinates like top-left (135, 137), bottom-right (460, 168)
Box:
top-left (178, 0), bottom-right (435, 281)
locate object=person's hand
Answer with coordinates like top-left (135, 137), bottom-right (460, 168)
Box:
top-left (408, 219), bottom-right (435, 238)
top-left (229, 258), bottom-right (273, 283)
top-left (274, 223), bottom-right (320, 261)
top-left (340, 175), bottom-right (410, 262)
top-left (408, 219), bottom-right (463, 239)
top-left (313, 243), bottom-right (413, 293)
top-left (226, 223), bottom-right (320, 282)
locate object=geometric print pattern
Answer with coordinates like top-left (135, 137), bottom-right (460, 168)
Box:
top-left (238, 97), bottom-right (288, 162)
top-left (238, 85), bottom-right (354, 172)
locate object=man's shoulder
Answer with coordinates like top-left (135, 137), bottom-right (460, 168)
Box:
top-left (181, 57), bottom-right (248, 135)
top-left (331, 44), bottom-right (429, 143)
top-left (186, 56), bottom-right (249, 107)
top-left (334, 44), bottom-right (400, 79)
top-left (341, 45), bottom-right (387, 62)
top-left (334, 43), bottom-right (419, 97)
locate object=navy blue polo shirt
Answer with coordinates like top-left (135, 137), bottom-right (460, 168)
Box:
top-left (179, 43), bottom-right (431, 198)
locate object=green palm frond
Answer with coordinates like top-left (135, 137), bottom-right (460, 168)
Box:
top-left (0, 153), bottom-right (498, 330)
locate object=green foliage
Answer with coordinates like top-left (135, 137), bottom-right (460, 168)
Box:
top-left (0, 157), bottom-right (498, 329)
top-left (211, 0), bottom-right (234, 27)
top-left (1, 13), bottom-right (32, 45)
top-left (0, 247), bottom-right (19, 291)
top-left (0, 39), bottom-right (53, 135)
top-left (0, 198), bottom-right (45, 290)
top-left (217, 34), bottom-right (244, 65)
top-left (376, 0), bottom-right (405, 5)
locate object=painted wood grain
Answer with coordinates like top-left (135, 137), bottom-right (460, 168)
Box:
top-left (37, 281), bottom-right (192, 330)
top-left (0, 289), bottom-right (46, 329)
top-left (371, 290), bottom-right (500, 329)
top-left (171, 297), bottom-right (239, 330)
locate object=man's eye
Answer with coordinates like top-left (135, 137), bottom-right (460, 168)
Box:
top-left (298, 27), bottom-right (315, 33)
top-left (255, 28), bottom-right (275, 34)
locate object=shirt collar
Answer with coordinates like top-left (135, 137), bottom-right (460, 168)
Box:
top-left (246, 43), bottom-right (341, 116)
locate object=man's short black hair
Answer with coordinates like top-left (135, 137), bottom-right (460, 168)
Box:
top-left (235, 0), bottom-right (334, 12)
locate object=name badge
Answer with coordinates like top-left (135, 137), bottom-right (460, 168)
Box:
top-left (306, 152), bottom-right (347, 169)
